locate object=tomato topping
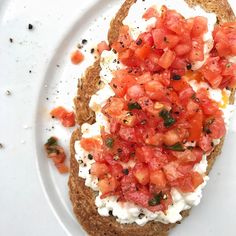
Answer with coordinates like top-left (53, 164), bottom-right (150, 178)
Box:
top-left (51, 106), bottom-right (75, 127)
top-left (44, 137), bottom-right (69, 174)
top-left (78, 5), bottom-right (235, 212)
top-left (97, 41), bottom-right (110, 54)
top-left (71, 50), bottom-right (84, 64)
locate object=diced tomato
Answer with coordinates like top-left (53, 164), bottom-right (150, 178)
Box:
top-left (136, 146), bottom-right (155, 163)
top-left (103, 97), bottom-right (125, 117)
top-left (158, 49), bottom-right (176, 69)
top-left (50, 107), bottom-right (75, 127)
top-left (208, 116), bottom-right (226, 139)
top-left (135, 44), bottom-right (152, 60)
top-left (61, 112), bottom-right (75, 127)
top-left (187, 110), bottom-right (203, 142)
top-left (150, 170), bottom-right (167, 188)
top-left (71, 50), bottom-right (84, 64)
top-left (119, 126), bottom-right (136, 141)
top-left (163, 161), bottom-right (184, 182)
top-left (144, 80), bottom-right (165, 100)
top-left (49, 152), bottom-right (66, 164)
top-left (110, 164), bottom-right (124, 179)
top-left (55, 163), bottom-right (69, 174)
top-left (201, 57), bottom-right (222, 88)
top-left (98, 176), bottom-right (118, 194)
top-left (199, 134), bottom-right (213, 152)
top-left (163, 129), bottom-right (181, 146)
top-left (152, 29), bottom-right (180, 49)
top-left (137, 72), bottom-right (152, 84)
top-left (50, 106), bottom-right (67, 119)
top-left (139, 32), bottom-right (154, 47)
top-left (143, 6), bottom-right (158, 20)
top-left (145, 133), bottom-right (163, 146)
top-left (189, 37), bottom-right (204, 62)
top-left (80, 138), bottom-right (101, 152)
top-left (126, 84), bottom-right (145, 99)
top-left (191, 172), bottom-right (204, 189)
top-left (191, 16), bottom-right (208, 37)
top-left (97, 41), bottom-right (110, 54)
top-left (133, 163), bottom-right (150, 185)
top-left (174, 44), bottom-right (191, 56)
top-left (91, 163), bottom-right (110, 178)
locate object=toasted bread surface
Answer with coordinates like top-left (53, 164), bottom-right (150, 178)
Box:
top-left (69, 1), bottom-right (235, 235)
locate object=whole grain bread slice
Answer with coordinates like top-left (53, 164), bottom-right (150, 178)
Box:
top-left (69, 1), bottom-right (235, 235)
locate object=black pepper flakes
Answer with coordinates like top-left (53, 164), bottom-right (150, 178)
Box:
top-left (172, 74), bottom-right (181, 80)
top-left (28, 24), bottom-right (33, 30)
top-left (82, 39), bottom-right (88, 44)
top-left (90, 48), bottom-right (95, 54)
top-left (29, 70), bottom-right (32, 73)
top-left (0, 143), bottom-right (3, 149)
top-left (122, 169), bottom-right (129, 175)
top-left (5, 90), bottom-right (11, 96)
top-left (136, 38), bottom-right (143, 46)
top-left (88, 154), bottom-right (93, 160)
top-left (9, 38), bottom-right (13, 43)
top-left (186, 63), bottom-right (192, 70)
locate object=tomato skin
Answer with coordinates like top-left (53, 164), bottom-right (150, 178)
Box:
top-left (158, 49), bottom-right (176, 69)
top-left (133, 163), bottom-right (150, 185)
top-left (150, 170), bottom-right (167, 188)
top-left (91, 163), bottom-right (110, 178)
top-left (143, 7), bottom-right (158, 20)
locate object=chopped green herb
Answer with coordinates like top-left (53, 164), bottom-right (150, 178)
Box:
top-left (159, 109), bottom-right (176, 127)
top-left (105, 137), bottom-right (114, 148)
top-left (148, 192), bottom-right (163, 206)
top-left (226, 63), bottom-right (232, 68)
top-left (46, 137), bottom-right (57, 146)
top-left (128, 102), bottom-right (142, 110)
top-left (165, 143), bottom-right (185, 151)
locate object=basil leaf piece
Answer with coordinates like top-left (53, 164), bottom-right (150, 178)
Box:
top-left (105, 137), bottom-right (114, 148)
top-left (148, 192), bottom-right (163, 206)
top-left (128, 102), bottom-right (142, 110)
top-left (46, 137), bottom-right (57, 146)
top-left (165, 142), bottom-right (185, 151)
top-left (159, 109), bottom-right (176, 127)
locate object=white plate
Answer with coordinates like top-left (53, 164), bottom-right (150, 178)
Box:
top-left (0, 0), bottom-right (236, 235)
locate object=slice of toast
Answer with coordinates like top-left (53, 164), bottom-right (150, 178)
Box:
top-left (69, 1), bottom-right (235, 235)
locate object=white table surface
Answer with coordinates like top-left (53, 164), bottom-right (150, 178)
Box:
top-left (0, 0), bottom-right (236, 235)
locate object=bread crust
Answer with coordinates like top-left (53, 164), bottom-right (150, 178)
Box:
top-left (69, 1), bottom-right (235, 235)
